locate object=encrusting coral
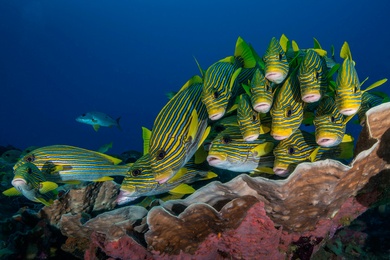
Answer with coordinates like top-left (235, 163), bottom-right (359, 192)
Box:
top-left (29, 102), bottom-right (390, 258)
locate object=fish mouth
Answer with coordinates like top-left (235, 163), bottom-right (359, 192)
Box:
top-left (11, 178), bottom-right (28, 192)
top-left (339, 108), bottom-right (358, 116)
top-left (271, 134), bottom-right (290, 141)
top-left (253, 103), bottom-right (271, 113)
top-left (207, 107), bottom-right (226, 121)
top-left (115, 189), bottom-right (138, 205)
top-left (302, 93), bottom-right (321, 103)
top-left (273, 167), bottom-right (290, 176)
top-left (316, 137), bottom-right (340, 147)
top-left (206, 154), bottom-right (226, 166)
top-left (265, 72), bottom-right (285, 84)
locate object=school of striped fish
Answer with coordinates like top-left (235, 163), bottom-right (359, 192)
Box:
top-left (3, 34), bottom-right (389, 206)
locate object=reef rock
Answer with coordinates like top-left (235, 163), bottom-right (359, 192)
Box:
top-left (48, 103), bottom-right (390, 259)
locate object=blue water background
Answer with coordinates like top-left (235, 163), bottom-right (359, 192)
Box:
top-left (1, 0), bottom-right (389, 155)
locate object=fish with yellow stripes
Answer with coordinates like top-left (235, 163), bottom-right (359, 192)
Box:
top-left (207, 126), bottom-right (276, 173)
top-left (313, 95), bottom-right (350, 147)
top-left (272, 130), bottom-right (354, 176)
top-left (117, 156), bottom-right (217, 205)
top-left (335, 42), bottom-right (361, 116)
top-left (148, 75), bottom-right (211, 184)
top-left (298, 49), bottom-right (329, 103)
top-left (202, 36), bottom-right (256, 120)
top-left (270, 69), bottom-right (303, 140)
top-left (357, 91), bottom-right (388, 126)
top-left (263, 37), bottom-right (290, 84)
top-left (2, 162), bottom-right (58, 206)
top-left (242, 68), bottom-right (275, 113)
top-left (12, 145), bottom-right (130, 183)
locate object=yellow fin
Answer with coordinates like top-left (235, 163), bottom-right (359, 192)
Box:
top-left (279, 34), bottom-right (289, 53)
top-left (313, 49), bottom-right (327, 57)
top-left (226, 104), bottom-right (238, 114)
top-left (93, 124), bottom-right (100, 131)
top-left (188, 109), bottom-right (199, 142)
top-left (93, 176), bottom-right (114, 182)
top-left (309, 147), bottom-right (321, 162)
top-left (235, 37), bottom-right (256, 68)
top-left (197, 126), bottom-right (211, 150)
top-left (61, 180), bottom-right (81, 185)
top-left (2, 187), bottom-right (22, 196)
top-left (193, 56), bottom-right (205, 78)
top-left (292, 40), bottom-right (300, 52)
top-left (259, 124), bottom-right (271, 134)
top-left (99, 153), bottom-right (122, 165)
top-left (142, 126), bottom-right (152, 155)
top-left (363, 78), bottom-right (388, 92)
top-left (253, 166), bottom-right (275, 175)
top-left (219, 56), bottom-right (235, 64)
top-left (342, 134), bottom-right (354, 143)
top-left (36, 197), bottom-right (53, 206)
top-left (168, 168), bottom-right (188, 184)
top-left (251, 142), bottom-right (274, 157)
top-left (313, 37), bottom-right (322, 49)
top-left (337, 140), bottom-right (355, 159)
top-left (229, 68), bottom-right (242, 90)
top-left (169, 183), bottom-right (195, 195)
top-left (39, 181), bottom-right (58, 194)
top-left (177, 75), bottom-right (203, 93)
top-left (200, 171), bottom-right (218, 180)
top-left (340, 42), bottom-right (352, 60)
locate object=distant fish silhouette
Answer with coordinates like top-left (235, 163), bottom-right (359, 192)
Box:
top-left (76, 111), bottom-right (121, 131)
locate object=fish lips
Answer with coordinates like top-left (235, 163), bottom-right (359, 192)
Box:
top-left (11, 178), bottom-right (29, 192)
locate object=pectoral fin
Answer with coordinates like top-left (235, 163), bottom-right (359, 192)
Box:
top-left (251, 142), bottom-right (274, 158)
top-left (93, 124), bottom-right (100, 131)
top-left (93, 176), bottom-right (114, 182)
top-left (39, 181), bottom-right (58, 194)
top-left (2, 187), bottom-right (22, 196)
top-left (169, 183), bottom-right (195, 195)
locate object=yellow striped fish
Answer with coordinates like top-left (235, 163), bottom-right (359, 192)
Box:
top-left (298, 49), bottom-right (329, 103)
top-left (246, 68), bottom-right (274, 113)
top-left (313, 95), bottom-right (348, 147)
top-left (3, 162), bottom-right (58, 206)
top-left (148, 75), bottom-right (210, 184)
top-left (202, 36), bottom-right (256, 120)
top-left (270, 69), bottom-right (303, 140)
top-left (263, 37), bottom-right (289, 84)
top-left (237, 94), bottom-right (261, 141)
top-left (207, 126), bottom-right (275, 173)
top-left (273, 130), bottom-right (354, 176)
top-left (13, 145), bottom-right (129, 182)
top-left (335, 42), bottom-right (361, 116)
top-left (117, 155), bottom-right (217, 205)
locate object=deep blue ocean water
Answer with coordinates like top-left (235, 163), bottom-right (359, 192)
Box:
top-left (1, 0), bottom-right (389, 155)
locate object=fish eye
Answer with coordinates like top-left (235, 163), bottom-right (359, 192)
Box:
top-left (265, 81), bottom-right (271, 91)
top-left (315, 72), bottom-right (319, 81)
top-left (287, 146), bottom-right (295, 155)
top-left (131, 169), bottom-right (142, 177)
top-left (215, 125), bottom-right (226, 132)
top-left (252, 113), bottom-right (258, 122)
top-left (27, 168), bottom-right (33, 174)
top-left (156, 149), bottom-right (166, 160)
top-left (330, 116), bottom-right (335, 123)
top-left (221, 135), bottom-right (232, 144)
top-left (25, 154), bottom-right (35, 163)
top-left (353, 86), bottom-right (358, 93)
top-left (213, 91), bottom-right (219, 99)
top-left (82, 113), bottom-right (86, 116)
top-left (286, 108), bottom-right (292, 117)
top-left (278, 53), bottom-right (283, 60)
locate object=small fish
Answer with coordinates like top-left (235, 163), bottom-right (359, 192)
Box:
top-left (13, 145), bottom-right (129, 183)
top-left (3, 163), bottom-right (58, 206)
top-left (298, 49), bottom-right (328, 103)
top-left (335, 42), bottom-right (361, 116)
top-left (148, 75), bottom-right (210, 184)
top-left (117, 155), bottom-right (217, 205)
top-left (237, 94), bottom-right (260, 141)
top-left (202, 36), bottom-right (256, 120)
top-left (207, 126), bottom-right (276, 173)
top-left (272, 130), bottom-right (354, 176)
top-left (76, 111), bottom-right (121, 131)
top-left (263, 37), bottom-right (289, 84)
top-left (313, 95), bottom-right (349, 147)
top-left (243, 68), bottom-right (274, 113)
top-left (270, 69), bottom-right (303, 140)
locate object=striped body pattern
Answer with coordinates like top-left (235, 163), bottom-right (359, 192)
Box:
top-left (237, 94), bottom-right (261, 141)
top-left (207, 126), bottom-right (275, 172)
top-left (335, 42), bottom-right (361, 116)
top-left (149, 76), bottom-right (209, 183)
top-left (250, 68), bottom-right (274, 113)
top-left (270, 71), bottom-right (303, 140)
top-left (14, 145), bottom-right (129, 182)
top-left (357, 92), bottom-right (384, 126)
top-left (298, 50), bottom-right (328, 103)
top-left (314, 95), bottom-right (346, 147)
top-left (263, 37), bottom-right (289, 84)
